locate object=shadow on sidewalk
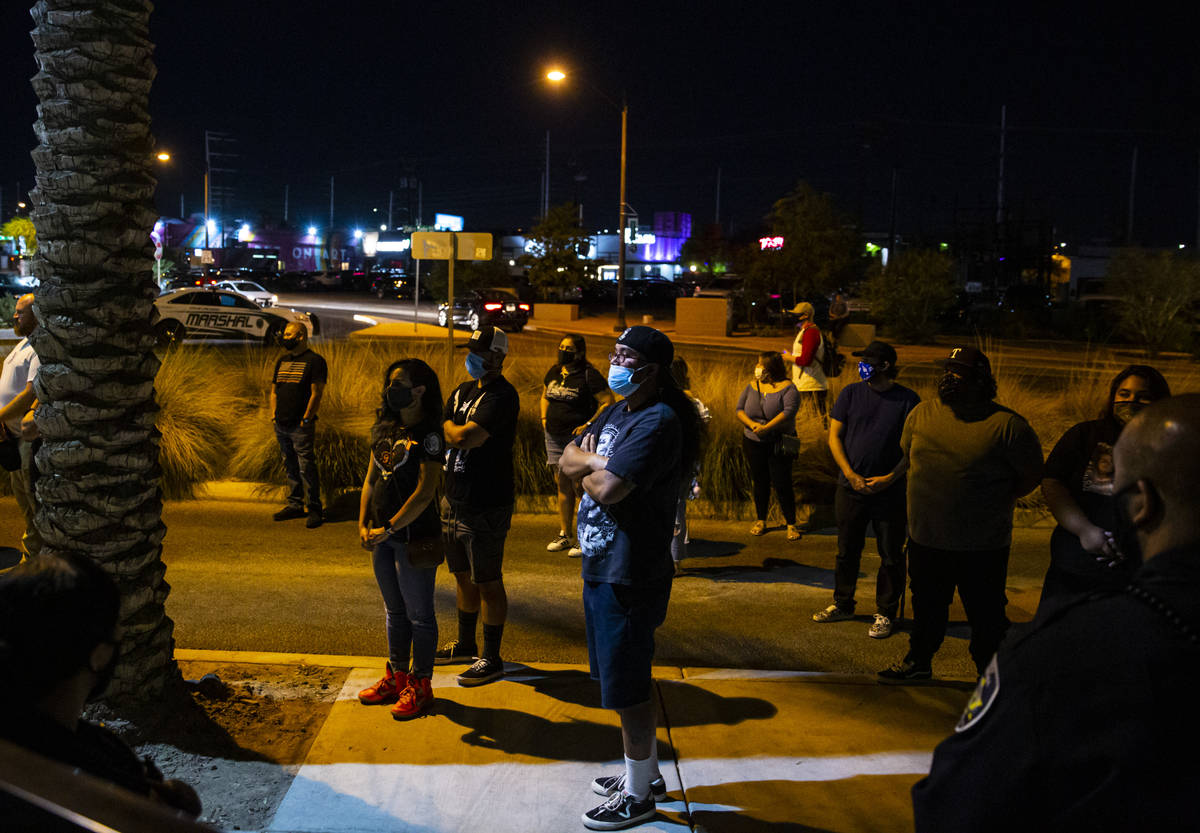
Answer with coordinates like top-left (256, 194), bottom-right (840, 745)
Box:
top-left (681, 557), bottom-right (835, 588)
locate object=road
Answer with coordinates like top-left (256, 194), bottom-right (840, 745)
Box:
top-left (0, 495), bottom-right (1056, 681)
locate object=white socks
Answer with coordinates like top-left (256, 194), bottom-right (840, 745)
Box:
top-left (624, 753), bottom-right (657, 801)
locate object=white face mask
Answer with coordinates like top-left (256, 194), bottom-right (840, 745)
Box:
top-left (753, 366), bottom-right (764, 381)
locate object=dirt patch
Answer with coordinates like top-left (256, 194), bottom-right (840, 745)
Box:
top-left (88, 660), bottom-right (348, 831)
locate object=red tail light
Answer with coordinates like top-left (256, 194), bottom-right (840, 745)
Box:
top-left (483, 303), bottom-right (502, 310)
top-left (518, 304), bottom-right (530, 310)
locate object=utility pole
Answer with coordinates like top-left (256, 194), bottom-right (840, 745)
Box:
top-left (388, 190), bottom-right (394, 229)
top-left (283, 184), bottom-right (289, 223)
top-left (714, 166), bottom-right (721, 225)
top-left (1127, 146), bottom-right (1138, 245)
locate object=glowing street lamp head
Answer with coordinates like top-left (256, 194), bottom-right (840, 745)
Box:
top-left (546, 68), bottom-right (566, 83)
top-left (307, 226), bottom-right (317, 236)
top-left (155, 151), bottom-right (171, 162)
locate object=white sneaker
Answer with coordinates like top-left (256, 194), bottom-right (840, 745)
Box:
top-left (869, 613), bottom-right (893, 639)
top-left (547, 533), bottom-right (572, 552)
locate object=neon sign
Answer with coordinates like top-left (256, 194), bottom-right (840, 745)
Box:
top-left (759, 236), bottom-right (784, 250)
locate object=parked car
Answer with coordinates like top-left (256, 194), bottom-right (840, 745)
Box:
top-left (151, 288), bottom-right (319, 346)
top-left (298, 271), bottom-right (342, 291)
top-left (437, 288), bottom-right (530, 332)
top-left (370, 269), bottom-right (417, 299)
top-left (0, 272), bottom-right (37, 296)
top-left (215, 280), bottom-right (277, 307)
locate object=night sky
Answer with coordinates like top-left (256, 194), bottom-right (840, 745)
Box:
top-left (2, 2), bottom-right (1198, 248)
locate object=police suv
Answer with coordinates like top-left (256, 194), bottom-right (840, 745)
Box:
top-left (152, 288), bottom-right (319, 346)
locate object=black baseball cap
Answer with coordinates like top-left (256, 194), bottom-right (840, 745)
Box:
top-left (460, 325), bottom-right (509, 354)
top-left (852, 341), bottom-right (897, 367)
top-left (940, 345), bottom-right (991, 375)
top-left (615, 325), bottom-right (674, 366)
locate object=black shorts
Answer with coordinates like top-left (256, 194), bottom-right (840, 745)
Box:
top-left (584, 579), bottom-right (672, 710)
top-left (442, 498), bottom-right (512, 584)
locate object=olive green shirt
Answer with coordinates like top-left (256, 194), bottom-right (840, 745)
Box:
top-left (901, 398), bottom-right (1043, 550)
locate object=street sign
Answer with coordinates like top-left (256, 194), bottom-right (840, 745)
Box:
top-left (411, 231), bottom-right (453, 260)
top-left (456, 232), bottom-right (492, 261)
top-left (410, 231), bottom-right (493, 261)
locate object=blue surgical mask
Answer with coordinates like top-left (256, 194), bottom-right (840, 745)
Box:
top-left (608, 364), bottom-right (641, 397)
top-left (465, 352), bottom-right (487, 380)
top-left (858, 361), bottom-right (876, 382)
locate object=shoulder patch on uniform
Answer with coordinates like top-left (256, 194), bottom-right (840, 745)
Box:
top-left (423, 433), bottom-right (442, 455)
top-left (955, 654), bottom-right (1000, 733)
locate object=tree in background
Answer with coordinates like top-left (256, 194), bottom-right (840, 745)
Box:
top-left (863, 249), bottom-right (957, 342)
top-left (2, 216), bottom-right (38, 254)
top-left (28, 0), bottom-right (176, 699)
top-left (519, 201), bottom-right (592, 299)
top-left (1108, 248), bottom-right (1200, 358)
top-left (679, 222), bottom-right (730, 279)
top-left (740, 181), bottom-right (858, 307)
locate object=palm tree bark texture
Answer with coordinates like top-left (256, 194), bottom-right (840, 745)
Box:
top-left (28, 0), bottom-right (176, 698)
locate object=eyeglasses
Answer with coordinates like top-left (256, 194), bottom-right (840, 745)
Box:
top-left (608, 350), bottom-right (642, 367)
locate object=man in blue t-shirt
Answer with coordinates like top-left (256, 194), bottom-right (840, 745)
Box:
top-left (813, 341), bottom-right (920, 639)
top-left (561, 326), bottom-right (686, 831)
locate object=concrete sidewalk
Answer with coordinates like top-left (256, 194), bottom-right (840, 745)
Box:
top-left (177, 649), bottom-right (970, 833)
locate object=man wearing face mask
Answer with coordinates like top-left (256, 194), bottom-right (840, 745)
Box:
top-left (814, 341), bottom-right (920, 639)
top-left (270, 321), bottom-right (326, 528)
top-left (437, 325), bottom-right (520, 686)
top-left (879, 346), bottom-right (1043, 683)
top-left (0, 293), bottom-right (43, 556)
top-left (912, 394), bottom-right (1200, 832)
top-left (0, 553), bottom-right (202, 819)
top-left (560, 325), bottom-right (701, 830)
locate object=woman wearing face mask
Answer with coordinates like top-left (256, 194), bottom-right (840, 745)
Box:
top-left (735, 351), bottom-right (802, 540)
top-left (541, 335), bottom-right (615, 555)
top-left (1038, 364), bottom-right (1171, 612)
top-left (357, 358), bottom-right (445, 720)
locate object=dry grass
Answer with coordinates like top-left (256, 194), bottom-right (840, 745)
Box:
top-left (148, 338), bottom-right (1200, 518)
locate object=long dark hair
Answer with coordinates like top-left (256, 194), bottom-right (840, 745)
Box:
top-left (1103, 365), bottom-right (1170, 420)
top-left (655, 365), bottom-right (703, 478)
top-left (559, 333), bottom-right (594, 370)
top-left (376, 358), bottom-right (443, 430)
top-left (757, 351), bottom-right (787, 384)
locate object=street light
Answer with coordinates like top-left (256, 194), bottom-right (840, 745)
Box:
top-left (545, 66), bottom-right (629, 331)
top-left (156, 150), bottom-right (211, 248)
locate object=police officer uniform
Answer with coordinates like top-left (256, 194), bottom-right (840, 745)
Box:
top-left (912, 544), bottom-right (1200, 831)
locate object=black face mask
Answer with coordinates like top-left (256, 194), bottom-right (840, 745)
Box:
top-left (937, 372), bottom-right (967, 404)
top-left (87, 642), bottom-right (119, 702)
top-left (281, 337), bottom-right (301, 350)
top-left (1111, 482), bottom-right (1144, 566)
top-left (385, 383), bottom-right (414, 413)
top-left (559, 350), bottom-right (577, 366)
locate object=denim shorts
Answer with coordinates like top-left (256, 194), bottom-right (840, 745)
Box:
top-left (584, 579), bottom-right (672, 710)
top-left (544, 432), bottom-right (574, 467)
top-left (442, 497), bottom-right (512, 584)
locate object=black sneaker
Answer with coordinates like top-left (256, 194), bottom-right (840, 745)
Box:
top-left (433, 640), bottom-right (477, 666)
top-left (456, 656), bottom-right (505, 687)
top-left (878, 659), bottom-right (932, 684)
top-left (305, 509), bottom-right (324, 529)
top-left (591, 772), bottom-right (667, 802)
top-left (273, 506), bottom-right (306, 521)
top-left (582, 791), bottom-right (657, 830)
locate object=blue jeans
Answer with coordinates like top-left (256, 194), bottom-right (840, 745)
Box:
top-left (274, 422), bottom-right (321, 511)
top-left (373, 536), bottom-right (438, 678)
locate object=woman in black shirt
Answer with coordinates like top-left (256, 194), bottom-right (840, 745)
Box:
top-left (356, 358), bottom-right (445, 720)
top-left (540, 334), bottom-right (614, 555)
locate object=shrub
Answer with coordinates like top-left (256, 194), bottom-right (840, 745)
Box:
top-left (864, 249), bottom-right (957, 342)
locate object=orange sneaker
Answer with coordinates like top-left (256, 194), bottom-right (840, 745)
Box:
top-left (390, 676), bottom-right (434, 720)
top-left (358, 663), bottom-right (406, 705)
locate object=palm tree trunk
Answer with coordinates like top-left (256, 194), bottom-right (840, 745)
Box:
top-left (29, 0), bottom-right (176, 699)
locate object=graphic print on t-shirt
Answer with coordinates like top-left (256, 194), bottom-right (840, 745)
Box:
top-left (374, 437), bottom-right (415, 480)
top-left (545, 378), bottom-right (582, 402)
top-left (274, 360), bottom-right (309, 384)
top-left (577, 422), bottom-right (620, 557)
top-left (1081, 442), bottom-right (1115, 495)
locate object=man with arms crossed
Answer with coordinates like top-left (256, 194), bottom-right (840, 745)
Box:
top-left (561, 325), bottom-right (697, 830)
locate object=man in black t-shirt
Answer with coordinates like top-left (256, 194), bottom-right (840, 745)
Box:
top-left (814, 341), bottom-right (920, 639)
top-left (270, 321), bottom-right (327, 528)
top-left (437, 325), bottom-right (520, 686)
